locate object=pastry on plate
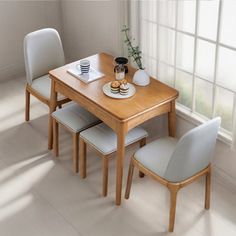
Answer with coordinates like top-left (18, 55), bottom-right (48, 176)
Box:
top-left (120, 83), bottom-right (129, 95)
top-left (120, 79), bottom-right (127, 85)
top-left (110, 81), bottom-right (120, 94)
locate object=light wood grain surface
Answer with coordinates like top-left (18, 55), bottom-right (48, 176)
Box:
top-left (49, 53), bottom-right (178, 122)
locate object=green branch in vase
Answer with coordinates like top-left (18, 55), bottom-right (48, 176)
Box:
top-left (122, 26), bottom-right (143, 70)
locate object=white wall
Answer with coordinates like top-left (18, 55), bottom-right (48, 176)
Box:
top-left (0, 0), bottom-right (62, 81)
top-left (0, 0), bottom-right (124, 80)
top-left (60, 0), bottom-right (124, 61)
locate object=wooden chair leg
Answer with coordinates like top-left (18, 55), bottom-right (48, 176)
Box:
top-left (72, 133), bottom-right (79, 173)
top-left (25, 88), bottom-right (30, 121)
top-left (139, 138), bottom-right (147, 178)
top-left (79, 137), bottom-right (87, 178)
top-left (53, 118), bottom-right (59, 157)
top-left (102, 156), bottom-right (109, 197)
top-left (125, 159), bottom-right (135, 199)
top-left (168, 184), bottom-right (180, 232)
top-left (205, 166), bottom-right (211, 210)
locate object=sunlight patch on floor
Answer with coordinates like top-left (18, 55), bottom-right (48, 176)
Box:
top-left (0, 194), bottom-right (33, 222)
top-left (0, 154), bottom-right (54, 213)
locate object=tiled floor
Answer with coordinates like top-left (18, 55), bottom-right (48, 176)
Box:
top-left (0, 77), bottom-right (236, 236)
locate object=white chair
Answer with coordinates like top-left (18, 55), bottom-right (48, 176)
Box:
top-left (125, 117), bottom-right (221, 232)
top-left (24, 28), bottom-right (70, 121)
top-left (52, 102), bottom-right (100, 173)
top-left (79, 123), bottom-right (148, 196)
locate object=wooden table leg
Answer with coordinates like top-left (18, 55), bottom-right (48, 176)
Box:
top-left (168, 100), bottom-right (176, 137)
top-left (48, 78), bottom-right (58, 150)
top-left (116, 124), bottom-right (126, 205)
top-left (139, 137), bottom-right (146, 178)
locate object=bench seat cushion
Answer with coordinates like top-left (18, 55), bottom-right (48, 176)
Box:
top-left (52, 103), bottom-right (100, 133)
top-left (80, 123), bottom-right (148, 155)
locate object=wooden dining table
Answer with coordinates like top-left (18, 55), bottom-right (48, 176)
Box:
top-left (48, 52), bottom-right (179, 205)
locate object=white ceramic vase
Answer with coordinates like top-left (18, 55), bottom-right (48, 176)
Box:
top-left (132, 69), bottom-right (150, 86)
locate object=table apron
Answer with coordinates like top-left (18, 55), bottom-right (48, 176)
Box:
top-left (126, 102), bottom-right (171, 131)
top-left (54, 79), bottom-right (174, 134)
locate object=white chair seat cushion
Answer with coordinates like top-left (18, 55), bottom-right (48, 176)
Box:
top-left (31, 74), bottom-right (65, 100)
top-left (134, 137), bottom-right (178, 178)
top-left (52, 103), bottom-right (100, 133)
top-left (80, 123), bottom-right (148, 155)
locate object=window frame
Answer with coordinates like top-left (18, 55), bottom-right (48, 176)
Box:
top-left (137, 0), bottom-right (236, 144)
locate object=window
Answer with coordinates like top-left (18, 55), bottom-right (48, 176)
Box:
top-left (131, 0), bottom-right (236, 139)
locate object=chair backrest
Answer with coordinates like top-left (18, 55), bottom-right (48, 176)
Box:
top-left (164, 117), bottom-right (221, 182)
top-left (24, 28), bottom-right (65, 84)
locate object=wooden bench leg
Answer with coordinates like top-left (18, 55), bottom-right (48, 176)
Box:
top-left (139, 137), bottom-right (147, 178)
top-left (53, 118), bottom-right (59, 157)
top-left (72, 133), bottom-right (79, 173)
top-left (102, 156), bottom-right (109, 197)
top-left (125, 158), bottom-right (135, 199)
top-left (79, 137), bottom-right (87, 178)
top-left (25, 88), bottom-right (30, 121)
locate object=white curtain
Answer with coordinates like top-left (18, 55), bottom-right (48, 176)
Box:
top-left (128, 0), bottom-right (176, 85)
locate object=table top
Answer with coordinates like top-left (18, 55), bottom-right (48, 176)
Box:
top-left (49, 53), bottom-right (178, 121)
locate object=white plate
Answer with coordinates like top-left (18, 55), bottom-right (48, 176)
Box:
top-left (103, 82), bottom-right (136, 99)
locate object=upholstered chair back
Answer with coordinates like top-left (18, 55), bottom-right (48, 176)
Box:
top-left (24, 28), bottom-right (65, 84)
top-left (164, 117), bottom-right (221, 182)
